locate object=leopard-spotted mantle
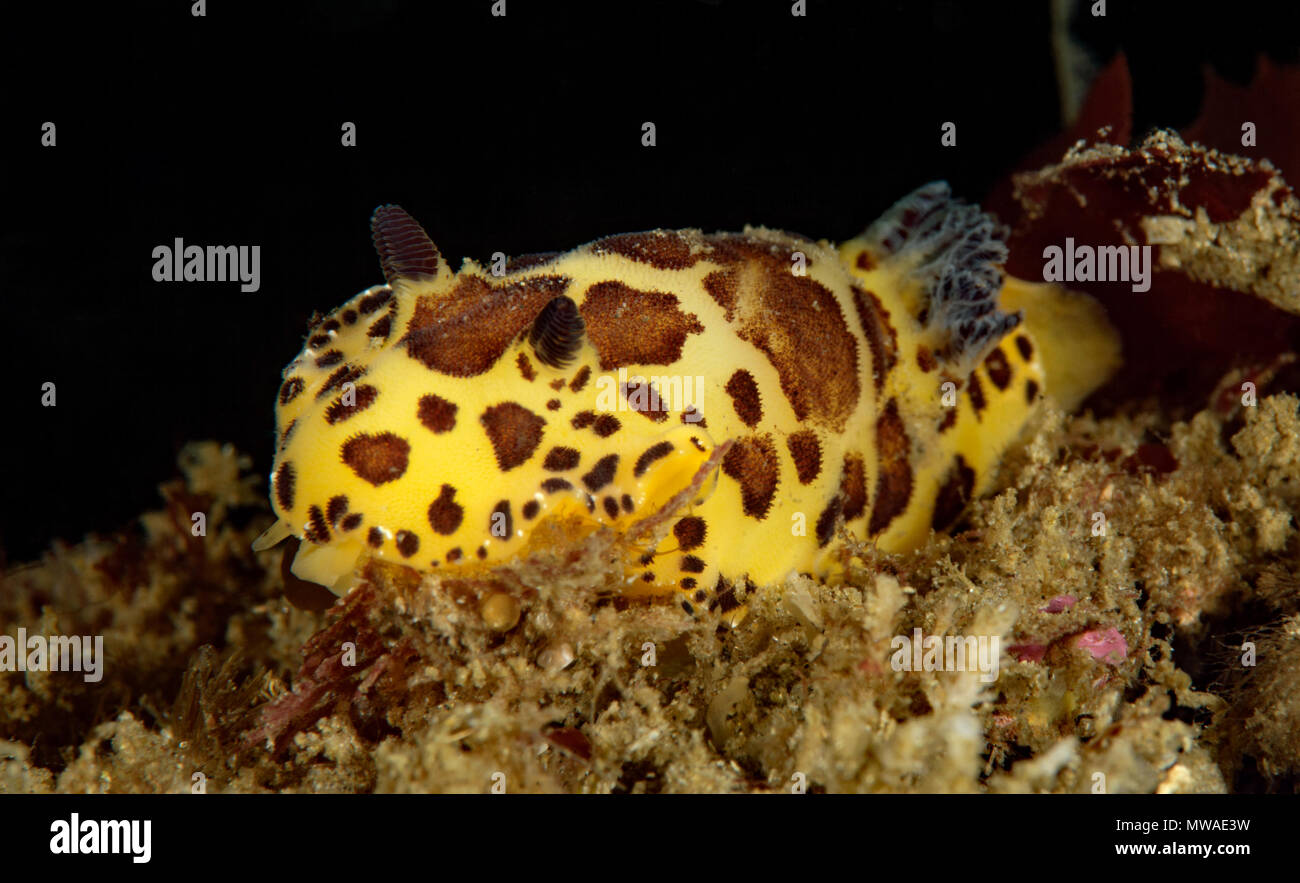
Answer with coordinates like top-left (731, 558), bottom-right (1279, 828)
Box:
top-left (256, 183), bottom-right (1120, 615)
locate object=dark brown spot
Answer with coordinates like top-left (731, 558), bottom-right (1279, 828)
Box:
top-left (855, 250), bottom-right (875, 271)
top-left (367, 527), bottom-right (384, 548)
top-left (931, 455), bottom-right (976, 530)
top-left (505, 251), bottom-right (561, 273)
top-left (570, 365), bottom-right (591, 392)
top-left (402, 274), bottom-right (571, 377)
top-left (634, 441), bottom-right (675, 478)
top-left (480, 402), bottom-right (546, 471)
top-left (341, 432), bottom-right (410, 486)
top-left (968, 372), bottom-right (986, 417)
top-left (395, 530), bottom-right (420, 558)
top-left (517, 352), bottom-right (537, 382)
top-left (358, 288), bottom-right (393, 315)
top-left (342, 309), bottom-right (358, 326)
top-left (417, 394), bottom-right (458, 434)
top-left (274, 461), bottom-right (296, 511)
top-left (522, 500), bottom-right (540, 520)
top-left (681, 600), bottom-right (695, 615)
top-left (446, 547), bottom-right (463, 563)
top-left (681, 555), bottom-right (705, 573)
top-left (1014, 334), bottom-right (1034, 361)
top-left (279, 419), bottom-right (298, 451)
top-left (571, 410), bottom-right (597, 430)
top-left (621, 494), bottom-right (634, 513)
top-left (1026, 379), bottom-right (1040, 403)
top-left (916, 345), bottom-right (937, 373)
top-left (591, 230), bottom-right (700, 270)
top-left (543, 446), bottom-right (581, 471)
top-left (712, 576), bottom-right (743, 614)
top-left (815, 497), bottom-right (840, 548)
top-left (725, 369), bottom-right (763, 427)
top-left (549, 378), bottom-right (566, 391)
top-left (642, 572), bottom-right (656, 583)
top-left (680, 577), bottom-right (698, 591)
top-left (984, 348), bottom-right (1012, 390)
top-left (325, 384), bottom-right (379, 424)
top-left (593, 414), bottom-right (622, 436)
top-left (490, 500), bottom-right (513, 538)
top-left (853, 287), bottom-right (899, 394)
top-left (722, 435), bottom-right (780, 520)
top-left (580, 281), bottom-right (704, 369)
top-left (326, 495), bottom-right (349, 526)
top-left (706, 232), bottom-right (813, 267)
top-left (317, 364), bottom-right (366, 400)
top-left (305, 505), bottom-right (330, 543)
top-left (639, 552), bottom-right (656, 566)
top-left (315, 350), bottom-right (345, 368)
top-left (603, 496), bottom-right (620, 518)
top-left (673, 516), bottom-right (706, 551)
top-left (340, 513), bottom-right (363, 532)
top-left (367, 314), bottom-right (392, 340)
top-left (427, 484), bottom-right (464, 535)
top-left (839, 452), bottom-right (867, 521)
top-left (581, 454), bottom-right (619, 493)
top-left (321, 319), bottom-right (341, 334)
top-left (546, 399), bottom-right (561, 411)
top-left (621, 381), bottom-right (670, 423)
top-left (939, 409), bottom-right (957, 433)
top-left (308, 333), bottom-right (330, 350)
top-left (476, 546), bottom-right (488, 560)
top-left (279, 377), bottom-right (305, 406)
top-left (541, 477), bottom-right (573, 494)
top-left (786, 430), bottom-right (822, 485)
top-left (703, 269), bottom-right (738, 321)
top-left (868, 400), bottom-right (913, 534)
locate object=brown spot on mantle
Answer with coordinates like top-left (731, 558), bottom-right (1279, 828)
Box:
top-left (722, 435), bottom-right (780, 520)
top-left (480, 402), bottom-right (546, 471)
top-left (402, 274), bottom-right (570, 377)
top-left (868, 400), bottom-right (913, 534)
top-left (580, 281), bottom-right (703, 370)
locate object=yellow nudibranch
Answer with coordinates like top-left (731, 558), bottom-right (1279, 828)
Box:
top-left (255, 183), bottom-right (1120, 613)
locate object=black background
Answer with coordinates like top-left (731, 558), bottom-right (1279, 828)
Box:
top-left (2, 0), bottom-right (1298, 563)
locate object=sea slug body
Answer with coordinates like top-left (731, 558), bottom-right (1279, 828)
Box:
top-left (255, 183), bottom-right (1120, 612)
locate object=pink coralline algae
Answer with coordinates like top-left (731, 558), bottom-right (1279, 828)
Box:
top-left (1074, 628), bottom-right (1127, 665)
top-left (1040, 595), bottom-right (1077, 614)
top-left (1007, 643), bottom-right (1048, 663)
